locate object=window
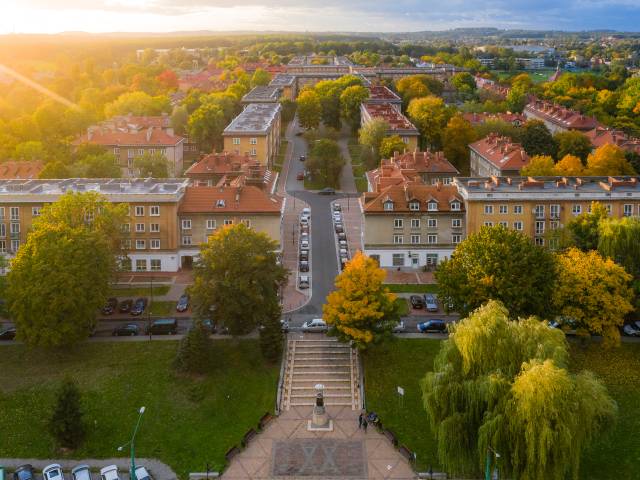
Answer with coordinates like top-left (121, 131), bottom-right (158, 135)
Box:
top-left (549, 237), bottom-right (559, 250)
top-left (550, 221), bottom-right (559, 230)
top-left (409, 201), bottom-right (420, 211)
top-left (535, 221), bottom-right (545, 235)
top-left (10, 207), bottom-right (19, 221)
top-left (534, 205), bottom-right (545, 219)
top-left (11, 239), bottom-right (19, 252)
top-left (450, 201), bottom-right (461, 211)
top-left (513, 221), bottom-right (523, 231)
top-left (443, 177), bottom-right (452, 185)
top-left (32, 207), bottom-right (41, 217)
top-left (623, 204), bottom-right (633, 217)
top-left (513, 205), bottom-right (523, 214)
top-left (135, 259), bottom-right (147, 272)
top-left (150, 239), bottom-right (160, 249)
top-left (550, 204), bottom-right (560, 218)
top-left (410, 218), bottom-right (420, 229)
top-left (249, 137), bottom-right (257, 145)
top-left (150, 223), bottom-right (160, 233)
top-left (206, 219), bottom-right (217, 230)
top-left (135, 223), bottom-right (145, 233)
top-left (572, 204), bottom-right (582, 216)
top-left (411, 234), bottom-right (421, 244)
top-left (370, 254), bottom-right (380, 265)
top-left (427, 218), bottom-right (437, 228)
top-left (394, 218), bottom-right (404, 229)
top-left (150, 206), bottom-right (160, 216)
top-left (383, 201), bottom-right (394, 211)
top-left (499, 205), bottom-right (508, 214)
top-left (484, 205), bottom-right (493, 214)
top-left (0, 240), bottom-right (5, 253)
top-left (10, 223), bottom-right (19, 234)
top-left (224, 219), bottom-right (233, 226)
top-left (452, 234), bottom-right (462, 244)
top-left (121, 223), bottom-right (130, 233)
top-left (427, 201), bottom-right (438, 212)
top-left (121, 239), bottom-right (131, 250)
top-left (216, 199), bottom-right (226, 208)
top-left (452, 218), bottom-right (461, 228)
top-left (484, 221), bottom-right (494, 227)
top-left (181, 219), bottom-right (192, 230)
top-left (427, 234), bottom-right (438, 244)
top-left (393, 234), bottom-right (404, 244)
top-left (137, 148), bottom-right (144, 156)
top-left (232, 137), bottom-right (240, 145)
top-left (135, 239), bottom-right (145, 250)
top-left (120, 257), bottom-right (132, 271)
top-left (242, 219), bottom-right (251, 228)
top-left (426, 254), bottom-right (438, 266)
top-left (0, 224), bottom-right (5, 237)
top-left (0, 207), bottom-right (4, 220)
top-left (182, 235), bottom-right (192, 246)
top-left (534, 237), bottom-right (545, 246)
top-left (499, 221), bottom-right (508, 227)
top-left (250, 148), bottom-right (257, 156)
top-left (606, 204), bottom-right (612, 214)
top-left (135, 206), bottom-right (144, 216)
top-left (128, 149), bottom-right (134, 158)
top-left (392, 253), bottom-right (405, 267)
top-left (150, 259), bottom-right (161, 271)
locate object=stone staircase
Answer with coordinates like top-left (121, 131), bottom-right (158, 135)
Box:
top-left (282, 335), bottom-right (361, 410)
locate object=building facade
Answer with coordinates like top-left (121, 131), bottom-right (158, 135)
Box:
top-left (524, 98), bottom-right (601, 134)
top-left (360, 103), bottom-right (420, 151)
top-left (469, 134), bottom-right (530, 177)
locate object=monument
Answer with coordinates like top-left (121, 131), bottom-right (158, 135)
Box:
top-left (307, 383), bottom-right (333, 431)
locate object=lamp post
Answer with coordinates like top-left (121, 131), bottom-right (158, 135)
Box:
top-left (118, 406), bottom-right (146, 480)
top-left (485, 446), bottom-right (501, 480)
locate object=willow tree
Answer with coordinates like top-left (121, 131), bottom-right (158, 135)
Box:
top-left (421, 300), bottom-right (617, 480)
top-left (598, 216), bottom-right (640, 278)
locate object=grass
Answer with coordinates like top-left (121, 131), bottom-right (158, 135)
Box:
top-left (303, 176), bottom-right (329, 190)
top-left (394, 298), bottom-right (409, 316)
top-left (110, 285), bottom-right (171, 297)
top-left (354, 177), bottom-right (369, 193)
top-left (273, 139), bottom-right (289, 173)
top-left (384, 283), bottom-right (438, 293)
top-left (364, 338), bottom-right (640, 478)
top-left (149, 300), bottom-right (175, 316)
top-left (0, 341), bottom-right (278, 478)
top-left (492, 69), bottom-right (557, 84)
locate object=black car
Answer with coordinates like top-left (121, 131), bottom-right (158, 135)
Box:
top-left (334, 223), bottom-right (344, 233)
top-left (176, 294), bottom-right (189, 312)
top-left (318, 187), bottom-right (335, 195)
top-left (14, 465), bottom-right (35, 480)
top-left (0, 326), bottom-right (16, 341)
top-left (299, 261), bottom-right (309, 272)
top-left (112, 324), bottom-right (139, 336)
top-left (410, 295), bottom-right (425, 309)
top-left (130, 297), bottom-right (148, 316)
top-left (147, 318), bottom-right (178, 335)
top-left (417, 320), bottom-right (447, 333)
top-left (118, 299), bottom-right (133, 313)
top-left (299, 155), bottom-right (306, 162)
top-left (101, 297), bottom-right (118, 315)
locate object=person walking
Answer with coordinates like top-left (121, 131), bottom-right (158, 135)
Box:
top-left (358, 412), bottom-right (364, 429)
top-left (362, 418), bottom-right (368, 433)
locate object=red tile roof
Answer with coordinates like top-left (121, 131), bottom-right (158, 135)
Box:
top-left (74, 127), bottom-right (183, 147)
top-left (179, 185), bottom-right (283, 214)
top-left (462, 112), bottom-right (526, 126)
top-left (367, 85), bottom-right (401, 102)
top-left (585, 127), bottom-right (640, 154)
top-left (525, 98), bottom-right (601, 131)
top-left (363, 183), bottom-right (464, 213)
top-left (469, 133), bottom-right (530, 172)
top-left (0, 161), bottom-right (44, 179)
top-left (362, 103), bottom-right (418, 133)
top-left (106, 115), bottom-right (171, 130)
top-left (185, 152), bottom-right (255, 176)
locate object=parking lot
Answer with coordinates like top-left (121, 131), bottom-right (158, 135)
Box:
top-left (0, 460), bottom-right (175, 480)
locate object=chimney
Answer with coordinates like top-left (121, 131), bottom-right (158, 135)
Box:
top-left (146, 127), bottom-right (153, 142)
top-left (413, 148), bottom-right (417, 163)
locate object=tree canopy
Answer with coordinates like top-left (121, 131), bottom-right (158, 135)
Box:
top-left (521, 120), bottom-right (556, 157)
top-left (407, 95), bottom-right (452, 150)
top-left (585, 143), bottom-right (637, 176)
top-left (297, 90), bottom-right (322, 130)
top-left (306, 138), bottom-right (344, 188)
top-left (442, 114), bottom-right (477, 174)
top-left (554, 130), bottom-right (593, 161)
top-left (379, 135), bottom-right (407, 160)
top-left (359, 118), bottom-right (389, 161)
top-left (134, 151), bottom-right (170, 177)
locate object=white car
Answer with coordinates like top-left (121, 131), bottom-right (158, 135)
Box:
top-left (134, 467), bottom-right (152, 480)
top-left (300, 217), bottom-right (309, 226)
top-left (301, 240), bottom-right (309, 249)
top-left (333, 203), bottom-right (341, 211)
top-left (71, 465), bottom-right (92, 480)
top-left (43, 465), bottom-right (65, 480)
top-left (299, 275), bottom-right (310, 289)
top-left (100, 466), bottom-right (120, 480)
top-left (302, 207), bottom-right (311, 217)
top-left (302, 318), bottom-right (328, 332)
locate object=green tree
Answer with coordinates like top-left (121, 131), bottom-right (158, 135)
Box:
top-left (407, 95), bottom-right (452, 150)
top-left (442, 114), bottom-right (477, 174)
top-left (259, 303), bottom-right (284, 362)
top-left (359, 118), bottom-right (389, 162)
top-left (421, 300), bottom-right (616, 479)
top-left (173, 320), bottom-right (212, 374)
top-left (323, 251), bottom-right (399, 349)
top-left (73, 153), bottom-right (121, 178)
top-left (379, 135), bottom-right (407, 160)
top-left (296, 90), bottom-right (322, 130)
top-left (134, 151), bottom-right (170, 178)
top-left (251, 68), bottom-right (271, 88)
top-left (13, 141), bottom-right (46, 161)
top-left (521, 120), bottom-right (557, 157)
top-left (598, 216), bottom-right (640, 279)
top-left (520, 155), bottom-right (556, 176)
top-left (7, 192), bottom-right (126, 347)
top-left (435, 225), bottom-right (557, 318)
top-left (280, 99), bottom-right (297, 124)
top-left (190, 224), bottom-right (288, 336)
top-left (104, 91), bottom-right (170, 117)
top-left (39, 161), bottom-right (71, 179)
top-left (505, 85), bottom-right (527, 113)
top-left (170, 105), bottom-right (189, 135)
top-left (451, 72), bottom-right (476, 97)
top-left (564, 202), bottom-right (609, 251)
top-left (306, 139), bottom-right (345, 188)
top-left (554, 130), bottom-right (593, 162)
top-left (187, 102), bottom-right (225, 152)
top-left (339, 85), bottom-right (369, 131)
top-left (48, 378), bottom-right (85, 449)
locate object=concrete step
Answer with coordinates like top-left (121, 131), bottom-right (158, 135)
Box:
top-left (290, 393), bottom-right (352, 399)
top-left (289, 379), bottom-right (351, 386)
top-left (290, 401), bottom-right (353, 406)
top-left (292, 357), bottom-right (351, 362)
top-left (290, 385), bottom-right (351, 390)
top-left (291, 370), bottom-right (350, 375)
top-left (292, 363), bottom-right (351, 368)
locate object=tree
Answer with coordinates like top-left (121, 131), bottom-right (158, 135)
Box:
top-left (187, 102), bottom-right (225, 152)
top-left (339, 85), bottom-right (369, 131)
top-left (104, 91), bottom-right (170, 118)
top-left (359, 119), bottom-right (389, 161)
top-left (520, 155), bottom-right (556, 176)
top-left (173, 320), bottom-right (212, 374)
top-left (421, 300), bottom-right (616, 479)
top-left (379, 135), bottom-right (407, 159)
top-left (323, 251), bottom-right (399, 349)
top-left (170, 105), bottom-right (189, 135)
top-left (585, 144), bottom-right (637, 176)
top-left (296, 90), bottom-right (322, 130)
top-left (251, 68), bottom-right (271, 88)
top-left (505, 85), bottom-right (527, 113)
top-left (521, 120), bottom-right (557, 157)
top-left (13, 140), bottom-right (46, 161)
top-left (280, 99), bottom-right (297, 124)
top-left (306, 139), bottom-right (345, 188)
top-left (39, 161), bottom-right (71, 179)
top-left (48, 378), bottom-right (85, 449)
top-left (451, 72), bottom-right (476, 97)
top-left (259, 303), bottom-right (284, 362)
top-left (134, 151), bottom-right (170, 178)
top-left (396, 75), bottom-right (444, 107)
top-left (7, 192), bottom-right (126, 347)
top-left (442, 114), bottom-right (477, 174)
top-left (435, 225), bottom-right (557, 318)
top-left (73, 153), bottom-right (121, 178)
top-left (190, 224), bottom-right (288, 336)
top-left (554, 130), bottom-right (593, 162)
top-left (564, 202), bottom-right (609, 251)
top-left (554, 248), bottom-right (634, 346)
top-left (407, 95), bottom-right (452, 150)
top-left (598, 216), bottom-right (640, 278)
top-left (554, 154), bottom-right (585, 176)
top-left (157, 69), bottom-right (179, 90)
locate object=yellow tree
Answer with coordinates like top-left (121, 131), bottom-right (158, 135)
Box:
top-left (323, 251), bottom-right (400, 348)
top-left (553, 248), bottom-right (634, 346)
top-left (407, 95), bottom-right (452, 149)
top-left (586, 144), bottom-right (637, 176)
top-left (554, 154), bottom-right (585, 176)
top-left (520, 155), bottom-right (555, 176)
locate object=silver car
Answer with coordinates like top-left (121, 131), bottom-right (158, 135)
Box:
top-left (43, 465), bottom-right (64, 480)
top-left (302, 318), bottom-right (328, 332)
top-left (71, 466), bottom-right (92, 480)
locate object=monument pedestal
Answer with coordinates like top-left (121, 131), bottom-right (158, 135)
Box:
top-left (307, 384), bottom-right (334, 431)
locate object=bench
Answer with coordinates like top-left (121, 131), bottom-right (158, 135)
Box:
top-left (224, 445), bottom-right (241, 462)
top-left (398, 445), bottom-right (415, 464)
top-left (242, 428), bottom-right (258, 447)
top-left (258, 412), bottom-right (274, 430)
top-left (382, 428), bottom-right (398, 446)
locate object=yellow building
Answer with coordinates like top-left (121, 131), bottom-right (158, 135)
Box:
top-left (455, 176), bottom-right (640, 247)
top-left (222, 103), bottom-right (281, 168)
top-left (269, 74), bottom-right (297, 101)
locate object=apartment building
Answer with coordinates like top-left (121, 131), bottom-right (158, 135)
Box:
top-left (516, 58), bottom-right (546, 70)
top-left (365, 85), bottom-right (402, 111)
top-left (241, 85), bottom-right (283, 105)
top-left (362, 182), bottom-right (465, 268)
top-left (269, 74), bottom-right (297, 101)
top-left (469, 133), bottom-right (530, 177)
top-left (524, 98), bottom-right (601, 134)
top-left (454, 175), bottom-right (640, 247)
top-left (360, 103), bottom-right (420, 151)
top-left (222, 103), bottom-right (281, 168)
top-left (177, 183), bottom-right (284, 268)
top-left (462, 112), bottom-right (526, 127)
top-left (0, 178), bottom-right (189, 272)
top-left (366, 150), bottom-right (459, 191)
top-left (585, 127), bottom-right (640, 154)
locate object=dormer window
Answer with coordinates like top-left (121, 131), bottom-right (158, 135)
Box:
top-left (427, 201), bottom-right (438, 212)
top-left (409, 201), bottom-right (420, 211)
top-left (383, 200), bottom-right (394, 211)
top-left (450, 201), bottom-right (461, 211)
top-left (216, 199), bottom-right (226, 208)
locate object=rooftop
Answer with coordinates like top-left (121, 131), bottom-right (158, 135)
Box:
top-left (104, 114), bottom-right (171, 130)
top-left (269, 74), bottom-right (296, 87)
top-left (469, 133), bottom-right (530, 172)
top-left (585, 127), bottom-right (640, 153)
top-left (179, 185), bottom-right (283, 214)
top-left (184, 152), bottom-right (277, 192)
top-left (241, 85), bottom-right (282, 103)
top-left (525, 98), bottom-right (601, 131)
top-left (0, 161), bottom-right (44, 180)
top-left (223, 103), bottom-right (281, 135)
top-left (287, 55), bottom-right (354, 67)
top-left (366, 85), bottom-right (401, 103)
top-left (361, 103), bottom-right (419, 134)
top-left (363, 182), bottom-right (464, 213)
top-left (74, 126), bottom-right (184, 147)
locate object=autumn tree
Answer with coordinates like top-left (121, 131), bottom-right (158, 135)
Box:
top-left (554, 130), bottom-right (593, 161)
top-left (306, 139), bottom-right (345, 188)
top-left (598, 216), bottom-right (640, 278)
top-left (339, 85), bottom-right (369, 131)
top-left (104, 91), bottom-right (170, 117)
top-left (323, 251), bottom-right (400, 349)
top-left (190, 224), bottom-right (288, 336)
top-left (170, 105), bottom-right (189, 135)
top-left (505, 85), bottom-right (527, 113)
top-left (521, 120), bottom-right (557, 157)
top-left (359, 118), bottom-right (389, 162)
top-left (187, 102), bottom-right (225, 152)
top-left (379, 135), bottom-right (407, 159)
top-left (7, 192), bottom-right (126, 347)
top-left (422, 300), bottom-right (617, 480)
top-left (442, 114), bottom-right (477, 174)
top-left (451, 72), bottom-right (476, 98)
top-left (157, 69), bottom-right (179, 90)
top-left (134, 151), bottom-right (170, 177)
top-left (73, 153), bottom-right (121, 178)
top-left (250, 68), bottom-right (271, 88)
top-left (296, 90), bottom-right (322, 130)
top-left (563, 202), bottom-right (609, 251)
top-left (435, 225), bottom-right (557, 318)
top-left (554, 248), bottom-right (634, 346)
top-left (554, 154), bottom-right (585, 176)
top-left (407, 95), bottom-right (452, 150)
top-left (520, 154), bottom-right (555, 176)
top-left (586, 143), bottom-right (637, 176)
top-left (396, 75), bottom-right (444, 107)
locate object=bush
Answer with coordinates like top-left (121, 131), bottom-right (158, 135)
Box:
top-left (174, 321), bottom-right (212, 374)
top-left (259, 315), bottom-right (283, 362)
top-left (48, 378), bottom-right (85, 449)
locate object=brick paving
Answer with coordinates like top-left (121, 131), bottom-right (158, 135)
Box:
top-left (382, 271), bottom-right (435, 284)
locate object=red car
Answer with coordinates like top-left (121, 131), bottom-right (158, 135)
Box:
top-left (296, 172), bottom-right (304, 181)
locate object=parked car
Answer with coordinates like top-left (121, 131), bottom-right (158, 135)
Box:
top-left (296, 172), bottom-right (304, 181)
top-left (410, 295), bottom-right (425, 309)
top-left (299, 275), bottom-right (310, 289)
top-left (549, 317), bottom-right (578, 335)
top-left (337, 232), bottom-right (347, 241)
top-left (417, 320), bottom-right (447, 333)
top-left (318, 187), bottom-right (335, 195)
top-left (302, 207), bottom-right (311, 217)
top-left (299, 260), bottom-right (309, 272)
top-left (300, 217), bottom-right (309, 226)
top-left (280, 319), bottom-right (290, 333)
top-left (118, 299), bottom-right (133, 313)
top-left (334, 223), bottom-right (344, 233)
top-left (623, 324), bottom-right (640, 337)
top-left (302, 318), bottom-right (328, 332)
top-left (130, 297), bottom-right (148, 316)
top-left (333, 203), bottom-right (341, 211)
top-left (43, 464), bottom-right (64, 480)
top-left (392, 321), bottom-right (405, 333)
top-left (176, 294), bottom-right (189, 312)
top-left (134, 467), bottom-right (152, 480)
top-left (299, 249), bottom-right (309, 261)
top-left (300, 240), bottom-right (309, 249)
top-left (112, 324), bottom-right (139, 336)
top-left (0, 326), bottom-right (16, 341)
top-left (333, 211), bottom-right (342, 220)
top-left (299, 155), bottom-right (306, 162)
top-left (338, 239), bottom-right (347, 248)
top-left (147, 318), bottom-right (178, 335)
top-left (13, 465), bottom-right (35, 480)
top-left (99, 466), bottom-right (120, 480)
top-left (101, 297), bottom-right (118, 315)
top-left (424, 294), bottom-right (438, 312)
top-left (71, 465), bottom-right (92, 480)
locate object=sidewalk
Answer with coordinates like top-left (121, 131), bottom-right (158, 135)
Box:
top-left (383, 270), bottom-right (435, 284)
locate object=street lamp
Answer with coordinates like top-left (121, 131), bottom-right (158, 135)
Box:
top-left (485, 446), bottom-right (501, 480)
top-left (118, 406), bottom-right (146, 480)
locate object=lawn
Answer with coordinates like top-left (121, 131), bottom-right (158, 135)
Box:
top-left (303, 176), bottom-right (329, 190)
top-left (394, 298), bottom-right (409, 316)
top-left (384, 283), bottom-right (438, 293)
top-left (363, 338), bottom-right (640, 478)
top-left (491, 69), bottom-right (557, 84)
top-left (110, 285), bottom-right (171, 297)
top-left (0, 341), bottom-right (278, 478)
top-left (273, 139), bottom-right (289, 173)
top-left (148, 300), bottom-right (175, 316)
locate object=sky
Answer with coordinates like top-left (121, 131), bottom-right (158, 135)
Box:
top-left (2, 0), bottom-right (640, 34)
